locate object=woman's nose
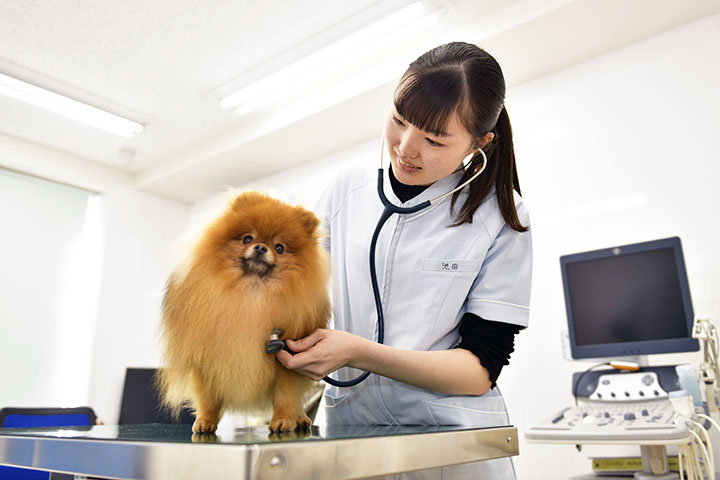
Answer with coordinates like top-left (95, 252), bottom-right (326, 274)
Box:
top-left (398, 129), bottom-right (421, 158)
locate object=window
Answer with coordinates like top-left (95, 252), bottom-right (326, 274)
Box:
top-left (0, 167), bottom-right (101, 406)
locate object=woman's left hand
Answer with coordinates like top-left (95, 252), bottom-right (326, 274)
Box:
top-left (275, 329), bottom-right (365, 381)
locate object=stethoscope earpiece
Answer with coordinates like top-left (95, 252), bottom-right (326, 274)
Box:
top-left (462, 149), bottom-right (479, 169)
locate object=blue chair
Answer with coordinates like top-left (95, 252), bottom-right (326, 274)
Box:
top-left (0, 407), bottom-right (97, 480)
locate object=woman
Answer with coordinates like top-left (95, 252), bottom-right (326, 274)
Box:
top-left (278, 42), bottom-right (532, 479)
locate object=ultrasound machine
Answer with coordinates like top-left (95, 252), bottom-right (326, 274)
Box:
top-left (526, 237), bottom-right (718, 479)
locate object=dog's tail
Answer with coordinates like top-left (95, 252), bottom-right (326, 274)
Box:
top-left (153, 366), bottom-right (194, 421)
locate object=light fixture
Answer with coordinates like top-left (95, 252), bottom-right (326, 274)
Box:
top-left (0, 72), bottom-right (144, 138)
top-left (219, 1), bottom-right (440, 116)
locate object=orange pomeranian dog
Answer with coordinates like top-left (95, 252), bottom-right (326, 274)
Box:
top-left (158, 191), bottom-right (330, 434)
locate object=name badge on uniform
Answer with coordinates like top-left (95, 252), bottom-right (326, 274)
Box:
top-left (421, 259), bottom-right (482, 273)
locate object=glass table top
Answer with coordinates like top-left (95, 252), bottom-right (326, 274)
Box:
top-left (0, 423), bottom-right (509, 446)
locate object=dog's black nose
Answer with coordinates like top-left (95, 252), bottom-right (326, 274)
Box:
top-left (254, 244), bottom-right (268, 254)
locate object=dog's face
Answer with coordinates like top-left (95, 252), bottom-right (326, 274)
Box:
top-left (235, 230), bottom-right (289, 278)
top-left (202, 192), bottom-right (321, 284)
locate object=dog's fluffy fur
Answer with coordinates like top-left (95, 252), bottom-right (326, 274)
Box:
top-left (158, 191), bottom-right (330, 433)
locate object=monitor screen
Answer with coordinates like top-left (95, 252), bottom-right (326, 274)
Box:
top-left (561, 237), bottom-right (698, 359)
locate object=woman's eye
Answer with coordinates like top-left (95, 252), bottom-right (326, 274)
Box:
top-left (392, 115), bottom-right (404, 126)
top-left (243, 235), bottom-right (253, 244)
top-left (426, 138), bottom-right (443, 147)
top-left (275, 244), bottom-right (284, 254)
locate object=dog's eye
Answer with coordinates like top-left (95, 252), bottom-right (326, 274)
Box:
top-left (275, 244), bottom-right (284, 254)
top-left (243, 235), bottom-right (253, 244)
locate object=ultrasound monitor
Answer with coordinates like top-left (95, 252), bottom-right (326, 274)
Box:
top-left (561, 237), bottom-right (698, 360)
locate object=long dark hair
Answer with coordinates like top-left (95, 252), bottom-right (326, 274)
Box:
top-left (394, 42), bottom-right (527, 232)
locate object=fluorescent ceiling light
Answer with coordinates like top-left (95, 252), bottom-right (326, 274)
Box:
top-left (264, 57), bottom-right (416, 131)
top-left (219, 1), bottom-right (439, 115)
top-left (0, 72), bottom-right (144, 138)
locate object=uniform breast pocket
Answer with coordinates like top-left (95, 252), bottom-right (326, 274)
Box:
top-left (414, 259), bottom-right (483, 331)
top-left (419, 258), bottom-right (482, 307)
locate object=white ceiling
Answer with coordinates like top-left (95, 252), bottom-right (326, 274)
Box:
top-left (1, 0), bottom-right (719, 204)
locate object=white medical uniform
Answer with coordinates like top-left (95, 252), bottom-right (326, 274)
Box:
top-left (314, 164), bottom-right (532, 480)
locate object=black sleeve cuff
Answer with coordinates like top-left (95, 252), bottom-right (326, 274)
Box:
top-left (455, 312), bottom-right (522, 389)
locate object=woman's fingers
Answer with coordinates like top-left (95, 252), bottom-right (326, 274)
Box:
top-left (276, 329), bottom-right (362, 381)
top-left (275, 349), bottom-right (292, 367)
top-left (286, 328), bottom-right (327, 352)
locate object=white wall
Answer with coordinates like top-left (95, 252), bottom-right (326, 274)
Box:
top-left (204, 13), bottom-right (720, 479)
top-left (187, 137), bottom-right (380, 222)
top-left (87, 187), bottom-right (189, 424)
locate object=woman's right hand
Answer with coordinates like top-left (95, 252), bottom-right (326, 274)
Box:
top-left (275, 328), bottom-right (368, 381)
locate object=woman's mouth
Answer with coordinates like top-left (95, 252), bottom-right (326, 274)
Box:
top-left (397, 156), bottom-right (421, 171)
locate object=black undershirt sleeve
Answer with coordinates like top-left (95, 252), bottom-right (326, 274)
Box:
top-left (455, 313), bottom-right (523, 389)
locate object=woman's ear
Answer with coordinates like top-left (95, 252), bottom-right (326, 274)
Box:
top-left (476, 132), bottom-right (495, 149)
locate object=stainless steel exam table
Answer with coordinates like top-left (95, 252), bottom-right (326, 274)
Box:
top-left (0, 423), bottom-right (518, 479)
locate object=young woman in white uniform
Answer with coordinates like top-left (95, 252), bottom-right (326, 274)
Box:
top-left (277, 42), bottom-right (532, 479)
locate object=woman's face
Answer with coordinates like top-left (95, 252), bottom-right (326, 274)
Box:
top-left (384, 106), bottom-right (478, 186)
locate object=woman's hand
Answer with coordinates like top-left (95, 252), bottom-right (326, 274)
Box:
top-left (275, 329), bottom-right (367, 381)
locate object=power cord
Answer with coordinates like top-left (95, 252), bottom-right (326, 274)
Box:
top-left (573, 362), bottom-right (610, 406)
top-left (669, 392), bottom-right (719, 478)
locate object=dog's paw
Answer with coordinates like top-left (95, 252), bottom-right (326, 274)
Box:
top-left (296, 414), bottom-right (311, 430)
top-left (192, 417), bottom-right (218, 434)
top-left (191, 433), bottom-right (218, 443)
top-left (268, 428), bottom-right (312, 442)
top-left (269, 414), bottom-right (311, 433)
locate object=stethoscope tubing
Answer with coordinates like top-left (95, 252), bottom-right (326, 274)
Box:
top-left (322, 171), bottom-right (431, 387)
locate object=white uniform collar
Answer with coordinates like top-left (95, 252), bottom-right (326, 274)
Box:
top-left (382, 166), bottom-right (466, 209)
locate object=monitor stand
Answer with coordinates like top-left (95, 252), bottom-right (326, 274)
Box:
top-left (612, 355), bottom-right (650, 368)
top-left (635, 445), bottom-right (677, 479)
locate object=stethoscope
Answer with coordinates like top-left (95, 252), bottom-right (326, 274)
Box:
top-left (267, 138), bottom-right (489, 388)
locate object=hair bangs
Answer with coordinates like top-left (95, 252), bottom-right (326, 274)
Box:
top-left (394, 68), bottom-right (467, 137)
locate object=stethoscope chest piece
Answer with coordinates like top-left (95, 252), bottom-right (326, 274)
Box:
top-left (265, 328), bottom-right (286, 354)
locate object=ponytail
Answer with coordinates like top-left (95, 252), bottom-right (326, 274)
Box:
top-left (449, 106), bottom-right (528, 232)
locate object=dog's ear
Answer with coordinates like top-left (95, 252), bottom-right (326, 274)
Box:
top-left (296, 208), bottom-right (320, 235)
top-left (232, 191), bottom-right (263, 211)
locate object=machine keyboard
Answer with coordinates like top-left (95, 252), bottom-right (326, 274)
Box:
top-left (526, 399), bottom-right (692, 443)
